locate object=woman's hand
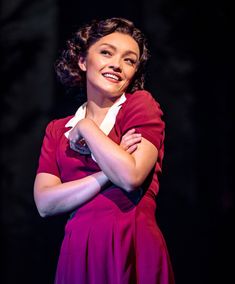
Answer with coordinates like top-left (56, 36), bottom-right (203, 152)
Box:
top-left (67, 119), bottom-right (158, 192)
top-left (120, 129), bottom-right (142, 154)
top-left (68, 120), bottom-right (83, 142)
top-left (68, 119), bottom-right (91, 154)
top-left (69, 118), bottom-right (142, 155)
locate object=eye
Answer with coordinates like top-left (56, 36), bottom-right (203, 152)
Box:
top-left (125, 58), bottom-right (137, 66)
top-left (100, 49), bottom-right (112, 56)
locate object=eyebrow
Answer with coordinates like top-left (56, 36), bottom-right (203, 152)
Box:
top-left (99, 43), bottom-right (139, 58)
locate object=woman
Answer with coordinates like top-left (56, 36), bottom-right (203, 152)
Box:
top-left (34, 17), bottom-right (175, 284)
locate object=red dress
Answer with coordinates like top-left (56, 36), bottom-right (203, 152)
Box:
top-left (37, 90), bottom-right (175, 284)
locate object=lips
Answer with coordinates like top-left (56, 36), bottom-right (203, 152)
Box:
top-left (102, 72), bottom-right (122, 81)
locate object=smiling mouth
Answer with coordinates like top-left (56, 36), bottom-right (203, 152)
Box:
top-left (102, 72), bottom-right (122, 81)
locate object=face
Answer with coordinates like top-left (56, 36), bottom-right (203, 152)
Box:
top-left (78, 32), bottom-right (140, 101)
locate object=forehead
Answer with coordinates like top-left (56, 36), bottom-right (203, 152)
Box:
top-left (90, 32), bottom-right (140, 56)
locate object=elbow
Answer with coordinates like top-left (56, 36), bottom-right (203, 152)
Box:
top-left (123, 183), bottom-right (141, 193)
top-left (35, 203), bottom-right (49, 218)
top-left (38, 211), bottom-right (47, 218)
top-left (34, 195), bottom-right (62, 218)
top-left (120, 173), bottom-right (143, 193)
top-left (38, 206), bottom-right (55, 218)
top-left (123, 184), bottom-right (139, 193)
top-left (34, 196), bottom-right (52, 218)
top-left (34, 189), bottom-right (56, 218)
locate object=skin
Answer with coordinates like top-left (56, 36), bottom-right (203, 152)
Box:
top-left (34, 129), bottom-right (142, 217)
top-left (34, 32), bottom-right (158, 217)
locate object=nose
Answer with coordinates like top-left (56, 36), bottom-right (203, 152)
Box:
top-left (109, 65), bottom-right (121, 72)
top-left (109, 57), bottom-right (122, 72)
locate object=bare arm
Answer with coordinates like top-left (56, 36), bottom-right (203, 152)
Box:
top-left (34, 129), bottom-right (141, 217)
top-left (34, 171), bottom-right (109, 217)
top-left (69, 119), bottom-right (158, 192)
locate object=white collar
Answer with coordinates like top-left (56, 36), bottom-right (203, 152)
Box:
top-left (64, 93), bottom-right (126, 139)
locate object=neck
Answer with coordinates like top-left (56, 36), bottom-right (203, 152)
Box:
top-left (86, 83), bottom-right (124, 108)
top-left (85, 92), bottom-right (123, 124)
top-left (85, 100), bottom-right (110, 126)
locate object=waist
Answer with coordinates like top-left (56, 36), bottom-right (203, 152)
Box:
top-left (70, 186), bottom-right (156, 219)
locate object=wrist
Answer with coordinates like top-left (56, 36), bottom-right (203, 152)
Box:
top-left (93, 171), bottom-right (110, 189)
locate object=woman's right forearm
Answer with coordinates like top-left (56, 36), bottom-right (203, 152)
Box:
top-left (34, 171), bottom-right (110, 217)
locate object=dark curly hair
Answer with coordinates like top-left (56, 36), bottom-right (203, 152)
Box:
top-left (55, 17), bottom-right (150, 93)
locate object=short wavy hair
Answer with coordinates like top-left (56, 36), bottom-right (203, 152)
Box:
top-left (55, 17), bottom-right (150, 93)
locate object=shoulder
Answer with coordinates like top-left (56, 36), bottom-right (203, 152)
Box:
top-left (123, 90), bottom-right (163, 116)
top-left (44, 115), bottom-right (74, 137)
top-left (47, 115), bottom-right (73, 128)
top-left (117, 90), bottom-right (165, 151)
top-left (125, 89), bottom-right (155, 100)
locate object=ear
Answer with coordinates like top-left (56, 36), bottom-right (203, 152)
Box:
top-left (78, 56), bottom-right (87, 71)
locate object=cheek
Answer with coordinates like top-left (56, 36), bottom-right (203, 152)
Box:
top-left (126, 69), bottom-right (136, 81)
top-left (86, 61), bottom-right (100, 78)
top-left (89, 56), bottom-right (107, 68)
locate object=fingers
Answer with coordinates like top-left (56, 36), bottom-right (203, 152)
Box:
top-left (123, 128), bottom-right (136, 136)
top-left (68, 131), bottom-right (77, 143)
top-left (120, 128), bottom-right (142, 153)
top-left (126, 144), bottom-right (138, 154)
top-left (122, 134), bottom-right (142, 147)
top-left (69, 138), bottom-right (91, 155)
top-left (68, 126), bottom-right (81, 144)
top-left (68, 127), bottom-right (91, 154)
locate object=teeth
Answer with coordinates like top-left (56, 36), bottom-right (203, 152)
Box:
top-left (103, 73), bottom-right (120, 81)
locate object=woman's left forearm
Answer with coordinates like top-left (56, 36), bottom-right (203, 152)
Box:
top-left (77, 119), bottom-right (140, 191)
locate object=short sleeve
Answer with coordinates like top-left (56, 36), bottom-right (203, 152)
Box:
top-left (36, 120), bottom-right (60, 177)
top-left (120, 90), bottom-right (165, 150)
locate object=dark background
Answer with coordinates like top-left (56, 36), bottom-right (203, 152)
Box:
top-left (0, 0), bottom-right (234, 283)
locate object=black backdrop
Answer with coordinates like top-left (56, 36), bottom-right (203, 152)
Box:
top-left (0, 0), bottom-right (234, 283)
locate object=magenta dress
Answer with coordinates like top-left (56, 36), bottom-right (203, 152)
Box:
top-left (37, 90), bottom-right (175, 284)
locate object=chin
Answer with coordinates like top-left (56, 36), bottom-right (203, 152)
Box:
top-left (101, 87), bottom-right (123, 96)
top-left (108, 90), bottom-right (125, 97)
